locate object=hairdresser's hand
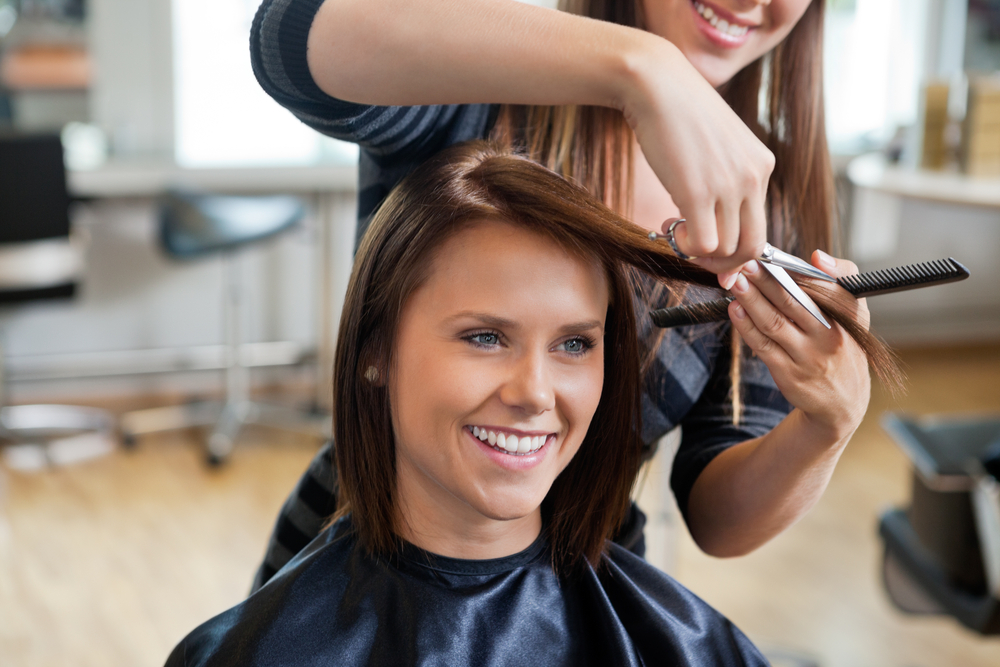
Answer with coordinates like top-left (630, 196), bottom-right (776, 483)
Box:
top-left (622, 40), bottom-right (772, 278)
top-left (726, 251), bottom-right (871, 442)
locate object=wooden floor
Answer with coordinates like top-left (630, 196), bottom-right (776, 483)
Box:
top-left (2, 346), bottom-right (1000, 666)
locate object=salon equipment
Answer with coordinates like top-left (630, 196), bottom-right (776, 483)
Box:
top-left (878, 413), bottom-right (1000, 635)
top-left (0, 132), bottom-right (115, 460)
top-left (649, 256), bottom-right (970, 329)
top-left (119, 191), bottom-right (326, 465)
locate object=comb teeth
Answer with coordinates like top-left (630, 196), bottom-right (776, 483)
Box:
top-left (837, 258), bottom-right (970, 297)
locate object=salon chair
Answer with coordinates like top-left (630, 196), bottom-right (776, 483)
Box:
top-left (0, 132), bottom-right (115, 462)
top-left (119, 191), bottom-right (325, 465)
top-left (878, 413), bottom-right (1000, 635)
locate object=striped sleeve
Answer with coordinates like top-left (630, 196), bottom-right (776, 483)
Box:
top-left (250, 441), bottom-right (338, 593)
top-left (668, 336), bottom-right (793, 520)
top-left (250, 0), bottom-right (494, 157)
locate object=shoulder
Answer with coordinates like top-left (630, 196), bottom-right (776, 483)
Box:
top-left (587, 543), bottom-right (770, 666)
top-left (166, 521), bottom-right (359, 667)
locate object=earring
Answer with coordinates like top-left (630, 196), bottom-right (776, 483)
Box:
top-left (364, 366), bottom-right (380, 383)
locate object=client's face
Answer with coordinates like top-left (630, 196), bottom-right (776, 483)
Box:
top-left (389, 219), bottom-right (608, 557)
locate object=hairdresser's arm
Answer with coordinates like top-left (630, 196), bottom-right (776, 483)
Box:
top-left (684, 252), bottom-right (871, 557)
top-left (307, 0), bottom-right (771, 273)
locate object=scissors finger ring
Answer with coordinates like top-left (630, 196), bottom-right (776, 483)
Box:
top-left (664, 218), bottom-right (694, 260)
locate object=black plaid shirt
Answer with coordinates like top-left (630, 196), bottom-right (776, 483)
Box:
top-left (249, 0), bottom-right (793, 591)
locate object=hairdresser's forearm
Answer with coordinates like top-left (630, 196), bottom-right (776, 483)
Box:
top-left (684, 408), bottom-right (855, 558)
top-left (307, 0), bottom-right (672, 111)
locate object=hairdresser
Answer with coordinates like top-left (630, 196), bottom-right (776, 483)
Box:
top-left (248, 0), bottom-right (871, 583)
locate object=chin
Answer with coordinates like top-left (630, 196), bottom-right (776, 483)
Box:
top-left (476, 492), bottom-right (546, 523)
top-left (685, 52), bottom-right (743, 89)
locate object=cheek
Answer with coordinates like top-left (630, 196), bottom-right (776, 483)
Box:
top-left (391, 348), bottom-right (492, 442)
top-left (560, 354), bottom-right (606, 437)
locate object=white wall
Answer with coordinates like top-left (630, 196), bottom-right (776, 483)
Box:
top-left (0, 195), bottom-right (359, 403)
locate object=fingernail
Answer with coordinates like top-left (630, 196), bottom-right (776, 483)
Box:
top-left (719, 273), bottom-right (738, 291)
top-left (732, 274), bottom-right (749, 294)
top-left (742, 260), bottom-right (759, 275)
top-left (816, 250), bottom-right (836, 270)
top-left (732, 302), bottom-right (746, 319)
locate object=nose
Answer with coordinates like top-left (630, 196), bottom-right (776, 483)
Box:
top-left (498, 349), bottom-right (555, 415)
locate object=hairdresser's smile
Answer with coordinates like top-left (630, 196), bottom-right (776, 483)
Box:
top-left (645, 0), bottom-right (812, 87)
top-left (389, 219), bottom-right (608, 557)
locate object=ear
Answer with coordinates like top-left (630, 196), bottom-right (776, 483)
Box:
top-left (363, 365), bottom-right (384, 386)
top-left (359, 338), bottom-right (388, 388)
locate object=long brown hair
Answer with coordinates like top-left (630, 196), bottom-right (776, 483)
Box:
top-left (489, 0), bottom-right (833, 420)
top-left (491, 0), bottom-right (833, 254)
top-left (333, 141), bottom-right (899, 574)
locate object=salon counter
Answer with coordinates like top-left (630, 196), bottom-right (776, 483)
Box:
top-left (846, 154), bottom-right (1000, 345)
top-left (67, 157), bottom-right (358, 198)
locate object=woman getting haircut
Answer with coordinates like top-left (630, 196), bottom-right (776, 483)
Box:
top-left (166, 142), bottom-right (897, 666)
top-left (250, 0), bottom-right (874, 586)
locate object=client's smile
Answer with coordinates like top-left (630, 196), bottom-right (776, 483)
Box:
top-left (468, 426), bottom-right (550, 456)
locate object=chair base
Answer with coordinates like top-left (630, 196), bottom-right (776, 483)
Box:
top-left (120, 400), bottom-right (330, 466)
top-left (0, 404), bottom-right (117, 470)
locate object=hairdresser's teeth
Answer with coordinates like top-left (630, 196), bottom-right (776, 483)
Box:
top-left (488, 430), bottom-right (497, 446)
top-left (517, 436), bottom-right (531, 454)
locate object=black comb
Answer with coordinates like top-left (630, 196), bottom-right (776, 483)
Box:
top-left (650, 258), bottom-right (970, 329)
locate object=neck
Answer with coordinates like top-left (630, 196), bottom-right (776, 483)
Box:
top-left (393, 468), bottom-right (542, 561)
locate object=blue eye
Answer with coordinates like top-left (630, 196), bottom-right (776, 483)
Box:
top-left (466, 332), bottom-right (501, 347)
top-left (557, 337), bottom-right (592, 354)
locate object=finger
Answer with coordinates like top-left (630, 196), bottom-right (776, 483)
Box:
top-left (674, 207), bottom-right (718, 258)
top-left (811, 250), bottom-right (871, 330)
top-left (728, 295), bottom-right (792, 367)
top-left (714, 195), bottom-right (767, 290)
top-left (740, 260), bottom-right (830, 337)
top-left (729, 270), bottom-right (800, 359)
top-left (737, 194), bottom-right (768, 266)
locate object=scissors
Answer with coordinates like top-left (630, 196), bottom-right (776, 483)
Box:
top-left (651, 222), bottom-right (835, 329)
top-left (756, 243), bottom-right (835, 329)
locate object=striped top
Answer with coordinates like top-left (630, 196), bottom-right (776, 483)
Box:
top-left (249, 0), bottom-right (793, 590)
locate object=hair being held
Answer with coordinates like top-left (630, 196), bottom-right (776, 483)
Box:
top-left (332, 140), bottom-right (901, 575)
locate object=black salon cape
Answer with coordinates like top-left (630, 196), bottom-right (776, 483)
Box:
top-left (166, 518), bottom-right (766, 666)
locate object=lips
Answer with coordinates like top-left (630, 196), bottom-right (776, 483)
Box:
top-left (469, 426), bottom-right (550, 456)
top-left (690, 0), bottom-right (759, 47)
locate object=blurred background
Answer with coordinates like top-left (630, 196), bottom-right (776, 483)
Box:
top-left (0, 0), bottom-right (998, 665)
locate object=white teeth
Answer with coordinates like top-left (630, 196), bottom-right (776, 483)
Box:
top-left (471, 427), bottom-right (549, 455)
top-left (695, 2), bottom-right (748, 37)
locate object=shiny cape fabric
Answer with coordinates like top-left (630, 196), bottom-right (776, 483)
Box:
top-left (166, 519), bottom-right (767, 667)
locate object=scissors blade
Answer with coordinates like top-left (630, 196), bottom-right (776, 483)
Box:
top-left (760, 244), bottom-right (837, 283)
top-left (759, 262), bottom-right (832, 329)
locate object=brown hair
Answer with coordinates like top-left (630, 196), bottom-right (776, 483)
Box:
top-left (333, 141), bottom-right (900, 574)
top-left (489, 0), bottom-right (833, 420)
top-left (491, 0), bottom-right (833, 254)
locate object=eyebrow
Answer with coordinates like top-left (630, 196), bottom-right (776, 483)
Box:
top-left (446, 311), bottom-right (605, 335)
